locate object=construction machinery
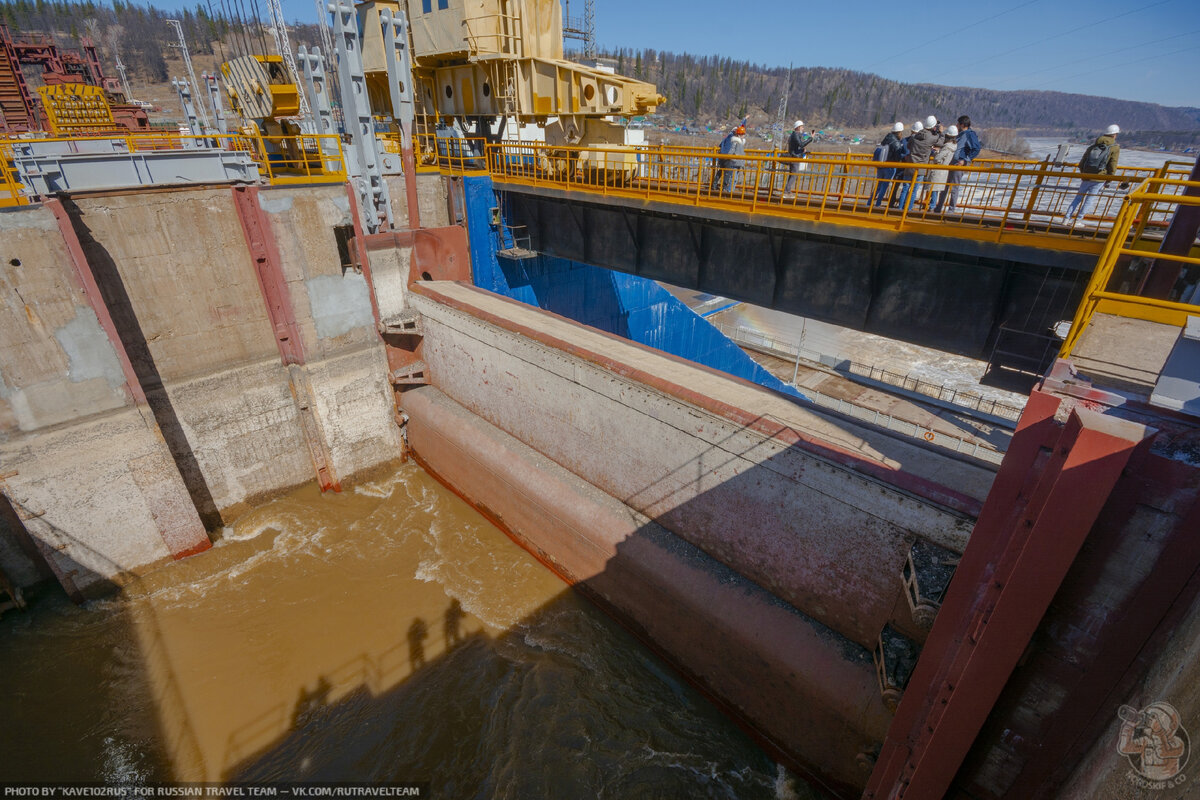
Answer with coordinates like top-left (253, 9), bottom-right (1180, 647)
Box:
top-left (0, 22), bottom-right (148, 134)
top-left (220, 54), bottom-right (302, 135)
top-left (395, 0), bottom-right (664, 145)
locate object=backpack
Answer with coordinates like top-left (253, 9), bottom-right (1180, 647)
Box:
top-left (1079, 142), bottom-right (1113, 174)
top-left (873, 143), bottom-right (889, 162)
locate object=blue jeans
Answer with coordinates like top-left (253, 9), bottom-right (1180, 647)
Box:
top-left (1066, 179), bottom-right (1101, 220)
top-left (874, 167), bottom-right (896, 205)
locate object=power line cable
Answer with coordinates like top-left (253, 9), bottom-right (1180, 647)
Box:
top-left (992, 28), bottom-right (1200, 88)
top-left (864, 0), bottom-right (1040, 70)
top-left (1028, 44), bottom-right (1197, 92)
top-left (967, 0), bottom-right (1173, 69)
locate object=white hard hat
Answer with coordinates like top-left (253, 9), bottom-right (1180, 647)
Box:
top-left (892, 122), bottom-right (904, 132)
top-left (912, 121), bottom-right (924, 132)
top-left (794, 120), bottom-right (805, 128)
top-left (945, 125), bottom-right (959, 137)
top-left (1105, 124), bottom-right (1120, 135)
top-left (925, 115), bottom-right (938, 128)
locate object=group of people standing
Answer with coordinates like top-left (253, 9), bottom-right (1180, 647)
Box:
top-left (873, 115), bottom-right (981, 213)
top-left (711, 116), bottom-right (1125, 225)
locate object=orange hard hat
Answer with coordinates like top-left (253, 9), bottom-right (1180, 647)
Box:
top-left (735, 126), bottom-right (746, 135)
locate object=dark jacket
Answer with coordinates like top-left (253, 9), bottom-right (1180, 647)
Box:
top-left (953, 128), bottom-right (981, 165)
top-left (881, 132), bottom-right (907, 162)
top-left (906, 129), bottom-right (939, 163)
top-left (788, 129), bottom-right (813, 158)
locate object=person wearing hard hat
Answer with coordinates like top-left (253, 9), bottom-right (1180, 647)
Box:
top-left (929, 125), bottom-right (959, 214)
top-left (896, 120), bottom-right (939, 210)
top-left (925, 115), bottom-right (944, 143)
top-left (873, 121), bottom-right (908, 207)
top-left (715, 123), bottom-right (748, 195)
top-left (1065, 123), bottom-right (1123, 225)
top-left (782, 120), bottom-right (814, 198)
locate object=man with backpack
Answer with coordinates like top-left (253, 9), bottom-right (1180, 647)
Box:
top-left (873, 122), bottom-right (908, 207)
top-left (783, 120), bottom-right (814, 198)
top-left (1065, 124), bottom-right (1122, 225)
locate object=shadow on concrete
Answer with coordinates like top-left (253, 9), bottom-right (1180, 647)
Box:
top-left (60, 199), bottom-right (222, 529)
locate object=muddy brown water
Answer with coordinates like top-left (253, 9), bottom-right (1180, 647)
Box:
top-left (0, 463), bottom-right (819, 798)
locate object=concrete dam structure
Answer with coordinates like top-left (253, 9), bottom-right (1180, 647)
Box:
top-left (6, 0), bottom-right (1200, 793)
top-left (4, 160), bottom-right (1200, 799)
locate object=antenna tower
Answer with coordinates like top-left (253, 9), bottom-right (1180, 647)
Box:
top-left (772, 64), bottom-right (793, 150)
top-left (166, 19), bottom-right (210, 128)
top-left (563, 0), bottom-right (596, 61)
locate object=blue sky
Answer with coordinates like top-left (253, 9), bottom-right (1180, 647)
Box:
top-left (212, 0), bottom-right (1197, 107)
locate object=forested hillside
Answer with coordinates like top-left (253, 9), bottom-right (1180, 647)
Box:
top-left (606, 49), bottom-right (1200, 138)
top-left (4, 0), bottom-right (1196, 143)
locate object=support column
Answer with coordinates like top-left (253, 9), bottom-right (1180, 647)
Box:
top-left (230, 185), bottom-right (340, 493)
top-left (865, 402), bottom-right (1152, 799)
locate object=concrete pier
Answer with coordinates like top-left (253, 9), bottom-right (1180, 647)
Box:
top-left (1, 185), bottom-right (402, 595)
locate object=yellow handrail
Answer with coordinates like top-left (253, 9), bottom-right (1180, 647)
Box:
top-left (0, 130), bottom-right (348, 190)
top-left (480, 140), bottom-right (1158, 254)
top-left (0, 144), bottom-right (28, 207)
top-left (1059, 177), bottom-right (1200, 358)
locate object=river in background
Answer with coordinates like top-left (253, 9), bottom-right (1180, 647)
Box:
top-left (0, 463), bottom-right (816, 799)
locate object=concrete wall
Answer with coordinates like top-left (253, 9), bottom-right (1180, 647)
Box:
top-left (399, 281), bottom-right (996, 792)
top-left (0, 204), bottom-right (207, 596)
top-left (408, 282), bottom-right (986, 651)
top-left (0, 183), bottom-right (402, 595)
top-left (386, 172), bottom-right (451, 230)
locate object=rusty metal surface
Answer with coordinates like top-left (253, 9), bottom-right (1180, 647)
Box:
top-left (865, 405), bottom-right (1151, 799)
top-left (968, 457), bottom-right (1200, 797)
top-left (230, 185), bottom-right (306, 366)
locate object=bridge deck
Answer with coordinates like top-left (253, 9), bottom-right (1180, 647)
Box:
top-left (481, 143), bottom-right (1192, 258)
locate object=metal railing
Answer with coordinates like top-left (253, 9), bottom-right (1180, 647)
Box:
top-left (414, 132), bottom-right (489, 174)
top-left (0, 149), bottom-right (27, 207)
top-left (483, 141), bottom-right (1186, 253)
top-left (0, 130), bottom-right (347, 199)
top-left (249, 132), bottom-right (347, 185)
top-left (712, 321), bottom-right (1025, 423)
top-left (1060, 175), bottom-right (1200, 358)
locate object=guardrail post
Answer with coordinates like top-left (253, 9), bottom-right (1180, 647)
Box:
top-left (1022, 157), bottom-right (1049, 225)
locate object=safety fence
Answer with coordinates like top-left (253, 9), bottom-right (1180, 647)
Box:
top-left (0, 151), bottom-right (27, 207)
top-left (413, 132), bottom-right (489, 174)
top-left (484, 141), bottom-right (1192, 253)
top-left (712, 321), bottom-right (1025, 424)
top-left (1060, 175), bottom-right (1200, 358)
top-left (0, 130), bottom-right (347, 203)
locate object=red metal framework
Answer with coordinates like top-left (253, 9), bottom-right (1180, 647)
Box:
top-left (0, 23), bottom-right (39, 132)
top-left (231, 185), bottom-right (342, 494)
top-left (231, 185), bottom-right (307, 367)
top-left (864, 397), bottom-right (1152, 799)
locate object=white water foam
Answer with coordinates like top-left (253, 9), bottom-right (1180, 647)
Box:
top-left (99, 735), bottom-right (148, 787)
